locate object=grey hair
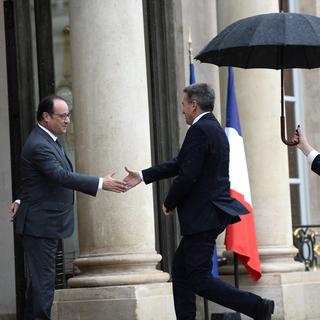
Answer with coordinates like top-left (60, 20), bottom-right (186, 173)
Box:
top-left (183, 83), bottom-right (215, 111)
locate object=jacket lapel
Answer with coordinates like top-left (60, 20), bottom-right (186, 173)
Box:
top-left (35, 126), bottom-right (72, 171)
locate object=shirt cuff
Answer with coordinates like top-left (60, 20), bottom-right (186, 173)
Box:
top-left (98, 177), bottom-right (103, 190)
top-left (307, 150), bottom-right (319, 165)
top-left (15, 199), bottom-right (21, 204)
top-left (138, 171), bottom-right (144, 182)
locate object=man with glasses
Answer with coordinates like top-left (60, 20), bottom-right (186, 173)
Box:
top-left (9, 95), bottom-right (127, 320)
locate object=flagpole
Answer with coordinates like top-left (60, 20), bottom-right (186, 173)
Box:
top-left (188, 28), bottom-right (193, 65)
top-left (188, 29), bottom-right (196, 85)
top-left (233, 253), bottom-right (239, 289)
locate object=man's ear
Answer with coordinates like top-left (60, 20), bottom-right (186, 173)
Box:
top-left (191, 100), bottom-right (198, 112)
top-left (42, 112), bottom-right (50, 122)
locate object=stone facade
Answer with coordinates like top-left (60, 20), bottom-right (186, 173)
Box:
top-left (1, 1), bottom-right (320, 319)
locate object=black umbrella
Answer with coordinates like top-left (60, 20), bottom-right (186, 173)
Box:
top-left (195, 12), bottom-right (320, 145)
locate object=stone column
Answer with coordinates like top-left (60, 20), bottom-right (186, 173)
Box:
top-left (53, 1), bottom-right (175, 319)
top-left (217, 0), bottom-right (303, 277)
top-left (68, 0), bottom-right (168, 288)
top-left (211, 1), bottom-right (320, 319)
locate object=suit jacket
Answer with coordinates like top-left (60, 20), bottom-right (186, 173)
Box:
top-left (312, 154), bottom-right (320, 175)
top-left (142, 113), bottom-right (248, 235)
top-left (15, 126), bottom-right (99, 239)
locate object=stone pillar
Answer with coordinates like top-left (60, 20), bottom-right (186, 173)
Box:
top-left (53, 1), bottom-right (175, 319)
top-left (210, 1), bottom-right (320, 319)
top-left (217, 0), bottom-right (302, 277)
top-left (68, 0), bottom-right (168, 288)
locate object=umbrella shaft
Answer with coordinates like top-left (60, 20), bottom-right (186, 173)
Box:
top-left (281, 68), bottom-right (284, 117)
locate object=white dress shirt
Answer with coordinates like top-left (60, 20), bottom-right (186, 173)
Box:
top-left (307, 150), bottom-right (320, 165)
top-left (192, 111), bottom-right (210, 125)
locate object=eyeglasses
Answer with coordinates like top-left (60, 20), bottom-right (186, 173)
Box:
top-left (50, 112), bottom-right (72, 120)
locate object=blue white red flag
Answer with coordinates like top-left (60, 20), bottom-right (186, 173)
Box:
top-left (224, 67), bottom-right (261, 282)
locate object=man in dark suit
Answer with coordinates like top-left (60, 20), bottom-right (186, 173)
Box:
top-left (124, 83), bottom-right (274, 320)
top-left (293, 127), bottom-right (320, 174)
top-left (9, 95), bottom-right (127, 320)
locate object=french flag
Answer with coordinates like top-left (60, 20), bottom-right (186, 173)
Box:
top-left (224, 67), bottom-right (261, 282)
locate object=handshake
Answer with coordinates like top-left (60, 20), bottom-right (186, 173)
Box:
top-left (10, 167), bottom-right (174, 222)
top-left (103, 166), bottom-right (173, 216)
top-left (103, 167), bottom-right (142, 193)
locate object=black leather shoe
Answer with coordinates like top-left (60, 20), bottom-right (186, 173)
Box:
top-left (254, 299), bottom-right (275, 320)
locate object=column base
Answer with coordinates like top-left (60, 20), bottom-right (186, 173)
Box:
top-left (220, 246), bottom-right (305, 274)
top-left (68, 271), bottom-right (170, 287)
top-left (52, 283), bottom-right (176, 320)
top-left (68, 253), bottom-right (170, 287)
top-left (201, 271), bottom-right (320, 320)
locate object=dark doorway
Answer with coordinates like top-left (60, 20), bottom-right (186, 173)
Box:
top-left (4, 0), bottom-right (55, 318)
top-left (143, 0), bottom-right (181, 273)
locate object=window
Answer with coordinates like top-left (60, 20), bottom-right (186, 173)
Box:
top-left (284, 0), bottom-right (309, 226)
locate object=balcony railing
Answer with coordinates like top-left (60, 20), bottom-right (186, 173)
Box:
top-left (293, 224), bottom-right (320, 271)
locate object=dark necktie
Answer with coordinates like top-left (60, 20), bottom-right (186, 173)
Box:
top-left (56, 139), bottom-right (65, 155)
top-left (56, 139), bottom-right (72, 170)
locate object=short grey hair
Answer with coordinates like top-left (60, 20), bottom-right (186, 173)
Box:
top-left (183, 83), bottom-right (215, 112)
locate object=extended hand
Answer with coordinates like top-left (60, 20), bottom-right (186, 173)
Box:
top-left (123, 166), bottom-right (142, 190)
top-left (9, 201), bottom-right (20, 221)
top-left (102, 172), bottom-right (127, 193)
top-left (162, 204), bottom-right (173, 216)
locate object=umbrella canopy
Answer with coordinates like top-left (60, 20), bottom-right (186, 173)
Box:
top-left (196, 12), bottom-right (320, 69)
top-left (195, 12), bottom-right (320, 145)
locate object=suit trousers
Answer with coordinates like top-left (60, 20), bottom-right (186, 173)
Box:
top-left (23, 235), bottom-right (58, 320)
top-left (172, 220), bottom-right (261, 320)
